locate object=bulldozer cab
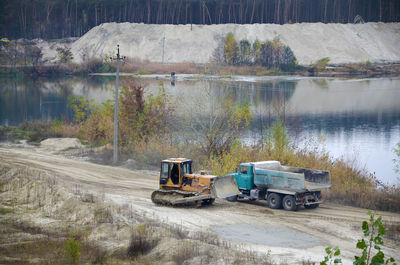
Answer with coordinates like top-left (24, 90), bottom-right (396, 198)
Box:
top-left (160, 158), bottom-right (192, 187)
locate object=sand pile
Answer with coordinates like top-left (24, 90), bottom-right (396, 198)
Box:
top-left (70, 22), bottom-right (400, 65)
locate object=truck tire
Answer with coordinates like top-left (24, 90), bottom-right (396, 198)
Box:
top-left (282, 195), bottom-right (298, 211)
top-left (267, 193), bottom-right (282, 209)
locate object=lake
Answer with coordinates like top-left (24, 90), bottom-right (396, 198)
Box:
top-left (1, 75), bottom-right (399, 184)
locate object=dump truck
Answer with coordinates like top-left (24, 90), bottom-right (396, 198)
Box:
top-left (227, 161), bottom-right (331, 211)
top-left (151, 158), bottom-right (239, 206)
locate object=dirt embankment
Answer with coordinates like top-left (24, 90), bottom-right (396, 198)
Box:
top-left (0, 144), bottom-right (400, 264)
top-left (70, 22), bottom-right (400, 65)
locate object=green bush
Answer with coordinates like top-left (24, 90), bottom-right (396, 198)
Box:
top-left (64, 234), bottom-right (81, 265)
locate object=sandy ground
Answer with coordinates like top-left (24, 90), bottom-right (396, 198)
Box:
top-left (71, 22), bottom-right (400, 65)
top-left (1, 145), bottom-right (399, 264)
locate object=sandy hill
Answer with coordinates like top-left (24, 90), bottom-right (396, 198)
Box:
top-left (71, 22), bottom-right (400, 65)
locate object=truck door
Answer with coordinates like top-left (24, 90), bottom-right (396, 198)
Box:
top-left (239, 165), bottom-right (254, 190)
top-left (239, 165), bottom-right (250, 190)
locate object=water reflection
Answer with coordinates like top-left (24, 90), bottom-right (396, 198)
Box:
top-left (0, 76), bottom-right (114, 125)
top-left (0, 76), bottom-right (399, 184)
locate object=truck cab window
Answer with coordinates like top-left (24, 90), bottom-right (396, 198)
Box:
top-left (241, 166), bottom-right (248, 174)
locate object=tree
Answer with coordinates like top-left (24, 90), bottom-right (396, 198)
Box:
top-left (260, 40), bottom-right (273, 67)
top-left (57, 46), bottom-right (73, 64)
top-left (187, 88), bottom-right (253, 156)
top-left (1, 0), bottom-right (399, 39)
top-left (118, 79), bottom-right (174, 147)
top-left (239, 39), bottom-right (252, 65)
top-left (280, 45), bottom-right (297, 72)
top-left (224, 32), bottom-right (239, 65)
top-left (252, 39), bottom-right (261, 65)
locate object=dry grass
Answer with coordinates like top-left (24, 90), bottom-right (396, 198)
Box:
top-left (205, 63), bottom-right (282, 75)
top-left (127, 224), bottom-right (159, 258)
top-left (0, 121), bottom-right (80, 143)
top-left (172, 241), bottom-right (201, 265)
top-left (128, 136), bottom-right (205, 169)
top-left (0, 221), bottom-right (110, 265)
top-left (119, 58), bottom-right (200, 74)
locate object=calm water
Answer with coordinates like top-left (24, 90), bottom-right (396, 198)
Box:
top-left (1, 75), bottom-right (399, 184)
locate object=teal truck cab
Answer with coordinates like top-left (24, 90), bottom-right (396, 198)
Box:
top-left (228, 161), bottom-right (331, 211)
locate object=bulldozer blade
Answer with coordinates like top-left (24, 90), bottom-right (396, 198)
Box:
top-left (212, 175), bottom-right (239, 199)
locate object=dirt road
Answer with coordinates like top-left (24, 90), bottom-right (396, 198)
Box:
top-left (1, 146), bottom-right (399, 264)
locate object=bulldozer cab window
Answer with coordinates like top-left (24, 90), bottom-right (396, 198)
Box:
top-left (171, 163), bottom-right (179, 185)
top-left (161, 163), bottom-right (169, 177)
top-left (181, 161), bottom-right (192, 175)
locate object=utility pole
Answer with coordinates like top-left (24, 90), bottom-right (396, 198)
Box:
top-left (111, 45), bottom-right (122, 164)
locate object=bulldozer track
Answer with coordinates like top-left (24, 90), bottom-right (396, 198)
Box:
top-left (151, 189), bottom-right (214, 206)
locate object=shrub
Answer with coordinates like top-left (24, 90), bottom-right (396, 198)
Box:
top-left (190, 95), bottom-right (253, 157)
top-left (172, 242), bottom-right (200, 265)
top-left (19, 121), bottom-right (62, 143)
top-left (118, 79), bottom-right (174, 148)
top-left (64, 234), bottom-right (81, 265)
top-left (79, 105), bottom-right (113, 146)
top-left (321, 211), bottom-right (396, 265)
top-left (57, 47), bottom-right (74, 64)
top-left (127, 225), bottom-right (158, 257)
top-left (80, 57), bottom-right (105, 73)
top-left (312, 57), bottom-right (330, 72)
top-left (394, 142), bottom-right (400, 174)
top-left (68, 96), bottom-right (91, 123)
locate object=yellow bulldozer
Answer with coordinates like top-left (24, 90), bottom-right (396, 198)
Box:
top-left (151, 158), bottom-right (239, 206)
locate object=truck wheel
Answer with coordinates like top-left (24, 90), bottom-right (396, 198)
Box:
top-left (267, 193), bottom-right (282, 209)
top-left (282, 195), bottom-right (298, 211)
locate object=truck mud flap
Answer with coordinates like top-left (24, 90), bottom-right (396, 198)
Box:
top-left (212, 175), bottom-right (240, 199)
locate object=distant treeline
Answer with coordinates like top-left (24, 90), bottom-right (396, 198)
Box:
top-left (1, 0), bottom-right (399, 39)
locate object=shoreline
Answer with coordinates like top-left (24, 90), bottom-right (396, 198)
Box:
top-left (1, 62), bottom-right (400, 79)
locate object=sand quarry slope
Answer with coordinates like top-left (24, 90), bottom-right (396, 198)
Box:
top-left (71, 22), bottom-right (400, 65)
